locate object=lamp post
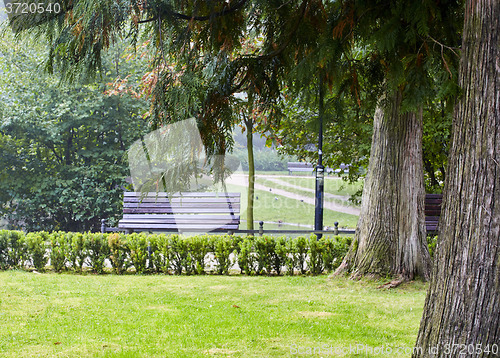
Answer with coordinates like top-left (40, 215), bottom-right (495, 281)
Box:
top-left (314, 74), bottom-right (325, 239)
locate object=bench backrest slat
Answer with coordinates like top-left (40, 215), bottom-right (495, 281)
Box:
top-left (425, 194), bottom-right (443, 233)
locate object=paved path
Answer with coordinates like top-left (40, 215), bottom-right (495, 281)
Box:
top-left (226, 174), bottom-right (361, 216)
top-left (263, 177), bottom-right (351, 202)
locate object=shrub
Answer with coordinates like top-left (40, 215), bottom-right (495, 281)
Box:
top-left (283, 238), bottom-right (297, 275)
top-left (427, 235), bottom-right (438, 258)
top-left (149, 234), bottom-right (170, 273)
top-left (0, 230), bottom-right (359, 276)
top-left (127, 233), bottom-right (149, 274)
top-left (188, 235), bottom-right (210, 275)
top-left (49, 232), bottom-right (68, 273)
top-left (108, 233), bottom-right (131, 274)
top-left (85, 233), bottom-right (110, 274)
top-left (4, 230), bottom-right (27, 269)
top-left (271, 236), bottom-right (288, 275)
top-left (308, 235), bottom-right (324, 275)
top-left (25, 232), bottom-right (49, 271)
top-left (321, 236), bottom-right (352, 272)
top-left (254, 236), bottom-right (271, 275)
top-left (255, 236), bottom-right (284, 275)
top-left (294, 236), bottom-right (308, 275)
top-left (237, 237), bottom-right (256, 275)
top-left (168, 235), bottom-right (191, 275)
top-left (0, 231), bottom-right (9, 270)
top-left (67, 232), bottom-right (86, 272)
top-left (211, 235), bottom-right (235, 275)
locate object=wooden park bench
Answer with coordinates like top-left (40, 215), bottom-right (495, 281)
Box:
top-left (102, 192), bottom-right (240, 234)
top-left (425, 194), bottom-right (443, 234)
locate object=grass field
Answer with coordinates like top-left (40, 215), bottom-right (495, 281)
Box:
top-left (276, 177), bottom-right (364, 197)
top-left (0, 271), bottom-right (427, 357)
top-left (256, 178), bottom-right (349, 206)
top-left (225, 183), bottom-right (359, 229)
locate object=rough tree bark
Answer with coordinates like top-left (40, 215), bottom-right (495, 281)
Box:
top-left (413, 0), bottom-right (500, 356)
top-left (335, 89), bottom-right (431, 281)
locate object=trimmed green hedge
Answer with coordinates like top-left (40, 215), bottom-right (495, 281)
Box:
top-left (0, 230), bottom-right (352, 276)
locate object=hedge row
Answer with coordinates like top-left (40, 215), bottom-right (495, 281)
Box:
top-left (0, 230), bottom-right (352, 276)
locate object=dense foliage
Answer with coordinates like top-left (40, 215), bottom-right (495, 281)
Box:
top-left (0, 36), bottom-right (150, 232)
top-left (0, 230), bottom-right (352, 275)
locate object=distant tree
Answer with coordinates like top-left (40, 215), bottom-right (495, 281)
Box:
top-left (0, 36), bottom-right (149, 232)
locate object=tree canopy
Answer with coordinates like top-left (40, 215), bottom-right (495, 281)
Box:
top-left (0, 34), bottom-right (149, 231)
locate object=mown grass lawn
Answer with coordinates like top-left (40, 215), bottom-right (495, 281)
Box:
top-left (226, 183), bottom-right (359, 229)
top-left (277, 177), bottom-right (364, 198)
top-left (0, 271), bottom-right (426, 357)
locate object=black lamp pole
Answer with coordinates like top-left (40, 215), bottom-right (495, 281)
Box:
top-left (314, 73), bottom-right (325, 239)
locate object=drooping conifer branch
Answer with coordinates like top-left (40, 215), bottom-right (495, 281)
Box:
top-left (138, 0), bottom-right (249, 24)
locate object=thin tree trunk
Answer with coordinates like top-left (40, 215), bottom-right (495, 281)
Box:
top-left (336, 89), bottom-right (431, 281)
top-left (413, 0), bottom-right (500, 356)
top-left (246, 117), bottom-right (255, 231)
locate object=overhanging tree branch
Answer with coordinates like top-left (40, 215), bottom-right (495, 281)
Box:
top-left (138, 0), bottom-right (248, 24)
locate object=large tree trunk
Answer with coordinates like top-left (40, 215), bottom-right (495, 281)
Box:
top-left (336, 89), bottom-right (431, 281)
top-left (413, 1), bottom-right (500, 356)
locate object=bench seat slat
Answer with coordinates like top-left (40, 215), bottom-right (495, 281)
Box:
top-left (120, 220), bottom-right (240, 226)
top-left (123, 193), bottom-right (241, 198)
top-left (124, 204), bottom-right (240, 209)
top-left (120, 217), bottom-right (239, 224)
top-left (118, 223), bottom-right (239, 230)
top-left (122, 214), bottom-right (239, 219)
top-left (124, 203), bottom-right (240, 209)
top-left (123, 208), bottom-right (239, 214)
top-left (124, 198), bottom-right (240, 204)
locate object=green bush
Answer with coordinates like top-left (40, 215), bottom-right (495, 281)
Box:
top-left (0, 230), bottom-right (363, 276)
top-left (188, 235), bottom-right (210, 275)
top-left (254, 236), bottom-right (271, 275)
top-left (0, 231), bottom-right (9, 270)
top-left (2, 230), bottom-right (27, 269)
top-left (49, 232), bottom-right (68, 273)
top-left (427, 235), bottom-right (438, 258)
top-left (127, 233), bottom-right (149, 274)
top-left (283, 238), bottom-right (297, 275)
top-left (308, 235), bottom-right (324, 275)
top-left (294, 236), bottom-right (308, 275)
top-left (271, 236), bottom-right (288, 275)
top-left (237, 237), bottom-right (256, 275)
top-left (67, 232), bottom-right (86, 272)
top-left (85, 233), bottom-right (110, 274)
top-left (149, 234), bottom-right (170, 273)
top-left (321, 236), bottom-right (352, 272)
top-left (108, 233), bottom-right (131, 274)
top-left (25, 232), bottom-right (49, 271)
top-left (254, 235), bottom-right (287, 275)
top-left (211, 235), bottom-right (235, 275)
top-left (168, 234), bottom-right (192, 275)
